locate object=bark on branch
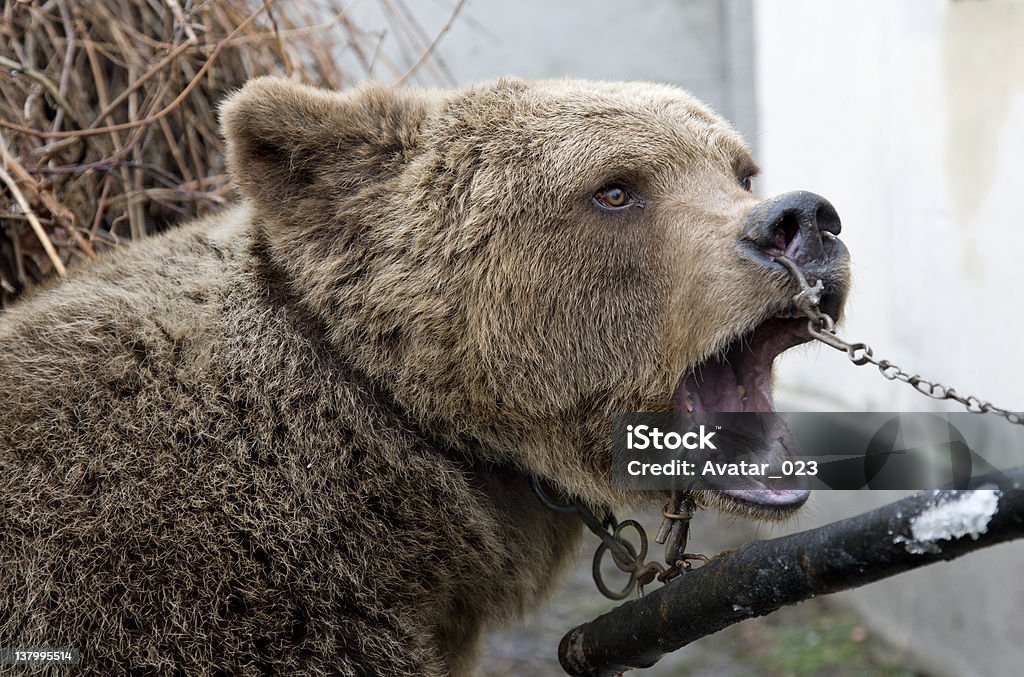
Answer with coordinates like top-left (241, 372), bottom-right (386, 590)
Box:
top-left (559, 468), bottom-right (1024, 676)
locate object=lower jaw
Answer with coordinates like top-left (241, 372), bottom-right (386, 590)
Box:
top-left (696, 485), bottom-right (815, 518)
top-left (720, 487), bottom-right (811, 508)
top-left (672, 317), bottom-right (813, 513)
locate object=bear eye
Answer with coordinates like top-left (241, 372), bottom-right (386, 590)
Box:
top-left (593, 183), bottom-right (636, 211)
top-left (739, 175), bottom-right (754, 192)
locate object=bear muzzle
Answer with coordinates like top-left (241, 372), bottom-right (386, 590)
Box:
top-left (675, 191), bottom-right (851, 513)
top-left (738, 190), bottom-right (850, 300)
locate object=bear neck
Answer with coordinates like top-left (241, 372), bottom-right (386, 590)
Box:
top-left (248, 218), bottom-right (627, 509)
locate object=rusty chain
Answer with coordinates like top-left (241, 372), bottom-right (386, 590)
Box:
top-left (774, 254), bottom-right (1023, 427)
top-left (530, 478), bottom-right (706, 599)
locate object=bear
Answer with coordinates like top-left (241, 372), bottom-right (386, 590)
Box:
top-left (0, 76), bottom-right (850, 675)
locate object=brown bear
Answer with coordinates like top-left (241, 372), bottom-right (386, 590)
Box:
top-left (0, 77), bottom-right (849, 675)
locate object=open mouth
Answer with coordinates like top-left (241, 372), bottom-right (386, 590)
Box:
top-left (674, 316), bottom-right (809, 417)
top-left (670, 300), bottom-right (839, 513)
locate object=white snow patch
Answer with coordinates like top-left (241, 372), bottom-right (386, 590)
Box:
top-left (898, 489), bottom-right (1000, 554)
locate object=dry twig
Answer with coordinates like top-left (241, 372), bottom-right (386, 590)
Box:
top-left (0, 0), bottom-right (455, 306)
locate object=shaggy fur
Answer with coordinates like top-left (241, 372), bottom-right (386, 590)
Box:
top-left (2, 77), bottom-right (829, 674)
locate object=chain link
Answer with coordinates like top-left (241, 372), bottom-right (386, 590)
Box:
top-left (530, 479), bottom-right (707, 599)
top-left (775, 255), bottom-right (1023, 427)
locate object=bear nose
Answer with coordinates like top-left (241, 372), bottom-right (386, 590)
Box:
top-left (742, 190), bottom-right (841, 264)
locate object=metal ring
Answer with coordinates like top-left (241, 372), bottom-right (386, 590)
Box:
top-left (846, 343), bottom-right (874, 366)
top-left (592, 542), bottom-right (638, 600)
top-left (611, 519), bottom-right (648, 570)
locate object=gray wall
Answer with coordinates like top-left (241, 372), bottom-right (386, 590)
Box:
top-left (342, 0), bottom-right (758, 145)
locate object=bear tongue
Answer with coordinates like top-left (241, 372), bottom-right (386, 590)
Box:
top-left (675, 317), bottom-right (811, 415)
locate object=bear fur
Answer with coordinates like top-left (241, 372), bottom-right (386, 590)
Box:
top-left (1, 77), bottom-right (839, 674)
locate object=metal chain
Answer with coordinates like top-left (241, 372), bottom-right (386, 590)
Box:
top-left (774, 255), bottom-right (1023, 427)
top-left (654, 491), bottom-right (708, 585)
top-left (530, 478), bottom-right (706, 599)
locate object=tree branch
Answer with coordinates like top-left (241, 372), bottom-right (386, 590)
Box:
top-left (559, 467), bottom-right (1024, 676)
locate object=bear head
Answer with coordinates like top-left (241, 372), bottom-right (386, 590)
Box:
top-left (220, 77), bottom-right (849, 517)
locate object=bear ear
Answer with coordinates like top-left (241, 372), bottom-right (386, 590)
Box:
top-left (219, 77), bottom-right (427, 218)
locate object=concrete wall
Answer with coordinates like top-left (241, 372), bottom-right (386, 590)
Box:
top-left (754, 1), bottom-right (1024, 675)
top-left (341, 0), bottom-right (758, 143)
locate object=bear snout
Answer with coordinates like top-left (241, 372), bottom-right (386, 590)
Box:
top-left (741, 190), bottom-right (843, 266)
top-left (737, 190), bottom-right (850, 318)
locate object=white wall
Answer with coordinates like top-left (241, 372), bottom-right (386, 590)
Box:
top-left (756, 0), bottom-right (1024, 414)
top-left (754, 2), bottom-right (1024, 675)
